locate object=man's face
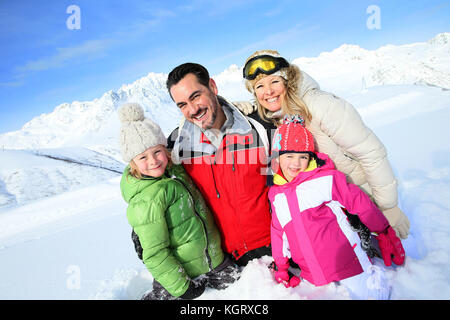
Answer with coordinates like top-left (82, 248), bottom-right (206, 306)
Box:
top-left (169, 73), bottom-right (223, 130)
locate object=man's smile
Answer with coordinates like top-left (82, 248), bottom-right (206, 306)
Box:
top-left (193, 109), bottom-right (207, 121)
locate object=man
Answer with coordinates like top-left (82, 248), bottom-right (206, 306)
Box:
top-left (166, 63), bottom-right (272, 266)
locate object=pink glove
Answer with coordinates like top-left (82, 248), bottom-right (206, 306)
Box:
top-left (269, 261), bottom-right (301, 288)
top-left (269, 260), bottom-right (301, 288)
top-left (274, 270), bottom-right (301, 288)
top-left (376, 226), bottom-right (406, 266)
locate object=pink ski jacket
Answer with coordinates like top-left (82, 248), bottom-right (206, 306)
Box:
top-left (269, 153), bottom-right (389, 286)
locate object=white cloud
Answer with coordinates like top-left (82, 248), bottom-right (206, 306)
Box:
top-left (0, 79), bottom-right (25, 88)
top-left (16, 38), bottom-right (115, 73)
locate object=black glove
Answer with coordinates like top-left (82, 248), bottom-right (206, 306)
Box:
top-left (179, 279), bottom-right (206, 300)
top-left (131, 229), bottom-right (143, 260)
top-left (206, 256), bottom-right (240, 290)
top-left (343, 209), bottom-right (380, 258)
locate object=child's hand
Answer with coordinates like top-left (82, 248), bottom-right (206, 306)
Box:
top-left (376, 226), bottom-right (406, 266)
top-left (274, 270), bottom-right (301, 288)
top-left (269, 261), bottom-right (301, 288)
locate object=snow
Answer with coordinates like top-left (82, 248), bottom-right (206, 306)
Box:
top-left (1, 33), bottom-right (450, 300)
top-left (0, 148), bottom-right (124, 209)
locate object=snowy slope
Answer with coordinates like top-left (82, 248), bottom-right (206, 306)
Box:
top-left (0, 176), bottom-right (136, 299)
top-left (0, 148), bottom-right (123, 210)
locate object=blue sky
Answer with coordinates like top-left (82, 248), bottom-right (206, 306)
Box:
top-left (0, 0), bottom-right (449, 134)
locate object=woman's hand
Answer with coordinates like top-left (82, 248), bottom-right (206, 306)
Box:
top-left (382, 206), bottom-right (410, 239)
top-left (232, 101), bottom-right (256, 115)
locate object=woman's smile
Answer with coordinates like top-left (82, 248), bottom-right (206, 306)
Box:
top-left (254, 75), bottom-right (287, 112)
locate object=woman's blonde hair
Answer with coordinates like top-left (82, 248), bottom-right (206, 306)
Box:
top-left (128, 146), bottom-right (172, 180)
top-left (244, 50), bottom-right (312, 126)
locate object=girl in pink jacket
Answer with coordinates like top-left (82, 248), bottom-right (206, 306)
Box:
top-left (269, 115), bottom-right (405, 299)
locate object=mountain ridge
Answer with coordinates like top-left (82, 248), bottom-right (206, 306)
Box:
top-left (1, 33), bottom-right (449, 154)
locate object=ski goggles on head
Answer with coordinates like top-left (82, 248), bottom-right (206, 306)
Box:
top-left (243, 55), bottom-right (290, 80)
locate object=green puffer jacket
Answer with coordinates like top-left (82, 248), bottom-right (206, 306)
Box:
top-left (120, 164), bottom-right (224, 297)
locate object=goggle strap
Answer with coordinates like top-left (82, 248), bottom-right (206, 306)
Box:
top-left (243, 55), bottom-right (290, 80)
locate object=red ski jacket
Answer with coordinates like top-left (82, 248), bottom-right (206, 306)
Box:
top-left (170, 98), bottom-right (272, 260)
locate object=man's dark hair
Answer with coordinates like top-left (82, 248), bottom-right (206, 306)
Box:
top-left (166, 63), bottom-right (210, 99)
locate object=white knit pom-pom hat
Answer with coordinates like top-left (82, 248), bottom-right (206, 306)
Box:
top-left (118, 103), bottom-right (167, 163)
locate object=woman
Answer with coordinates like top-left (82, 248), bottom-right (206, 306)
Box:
top-left (239, 50), bottom-right (410, 239)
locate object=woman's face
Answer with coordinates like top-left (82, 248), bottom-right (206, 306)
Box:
top-left (254, 75), bottom-right (287, 112)
top-left (132, 144), bottom-right (168, 178)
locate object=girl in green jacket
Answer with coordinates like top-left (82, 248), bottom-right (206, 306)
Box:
top-left (118, 103), bottom-right (239, 300)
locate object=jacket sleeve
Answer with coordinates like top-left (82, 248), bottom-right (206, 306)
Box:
top-left (331, 170), bottom-right (389, 233)
top-left (269, 194), bottom-right (290, 271)
top-left (305, 90), bottom-right (398, 211)
top-left (127, 188), bottom-right (190, 297)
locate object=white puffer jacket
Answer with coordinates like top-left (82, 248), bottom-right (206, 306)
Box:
top-left (297, 71), bottom-right (410, 238)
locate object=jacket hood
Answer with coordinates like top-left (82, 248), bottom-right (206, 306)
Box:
top-left (253, 66), bottom-right (320, 123)
top-left (120, 166), bottom-right (161, 203)
top-left (286, 63), bottom-right (320, 99)
top-left (297, 69), bottom-right (320, 98)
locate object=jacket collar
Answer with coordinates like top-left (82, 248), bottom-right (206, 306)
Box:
top-left (273, 157), bottom-right (318, 185)
top-left (171, 96), bottom-right (252, 163)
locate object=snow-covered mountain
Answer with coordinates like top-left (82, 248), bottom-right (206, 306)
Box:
top-left (293, 32), bottom-right (450, 97)
top-left (0, 33), bottom-right (449, 157)
top-left (0, 72), bottom-right (180, 161)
